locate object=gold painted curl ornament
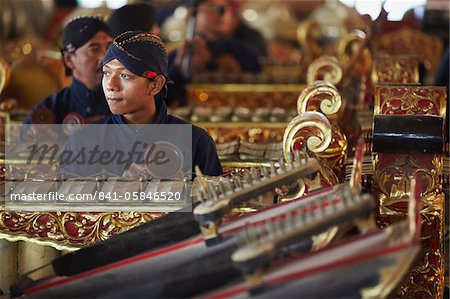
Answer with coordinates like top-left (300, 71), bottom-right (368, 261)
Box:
top-left (337, 29), bottom-right (371, 76)
top-left (0, 59), bottom-right (11, 94)
top-left (296, 81), bottom-right (347, 177)
top-left (297, 80), bottom-right (342, 121)
top-left (281, 112), bottom-right (340, 247)
top-left (282, 111), bottom-right (338, 200)
top-left (307, 56), bottom-right (343, 86)
top-left (283, 111), bottom-right (332, 156)
top-left (297, 20), bottom-right (323, 65)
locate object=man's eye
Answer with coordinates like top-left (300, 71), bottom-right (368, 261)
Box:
top-left (88, 46), bottom-right (100, 53)
top-left (120, 73), bottom-right (130, 79)
top-left (103, 71), bottom-right (110, 76)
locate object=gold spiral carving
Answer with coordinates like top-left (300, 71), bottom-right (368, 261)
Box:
top-left (297, 80), bottom-right (342, 119)
top-left (295, 81), bottom-right (347, 176)
top-left (297, 20), bottom-right (323, 64)
top-left (280, 112), bottom-right (337, 201)
top-left (307, 56), bottom-right (343, 86)
top-left (0, 59), bottom-right (10, 94)
top-left (283, 111), bottom-right (332, 159)
top-left (337, 29), bottom-right (366, 67)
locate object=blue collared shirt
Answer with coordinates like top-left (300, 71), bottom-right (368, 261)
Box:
top-left (23, 77), bottom-right (110, 124)
top-left (60, 96), bottom-right (223, 177)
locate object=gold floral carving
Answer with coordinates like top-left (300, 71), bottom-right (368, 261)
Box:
top-left (372, 82), bottom-right (446, 298)
top-left (372, 154), bottom-right (442, 215)
top-left (374, 86), bottom-right (447, 117)
top-left (396, 211), bottom-right (444, 298)
top-left (306, 56), bottom-right (343, 86)
top-left (372, 154), bottom-right (445, 297)
top-left (0, 209), bottom-right (163, 249)
top-left (375, 27), bottom-right (443, 71)
top-left (187, 84), bottom-right (304, 110)
top-left (372, 56), bottom-right (419, 84)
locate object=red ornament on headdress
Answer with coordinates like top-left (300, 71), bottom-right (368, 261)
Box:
top-left (143, 71), bottom-right (157, 79)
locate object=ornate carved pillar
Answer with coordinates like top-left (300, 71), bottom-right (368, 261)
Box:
top-left (372, 85), bottom-right (447, 298)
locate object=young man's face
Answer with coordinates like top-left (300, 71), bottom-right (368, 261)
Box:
top-left (65, 31), bottom-right (112, 90)
top-left (102, 59), bottom-right (164, 123)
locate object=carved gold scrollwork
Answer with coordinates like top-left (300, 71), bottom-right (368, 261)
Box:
top-left (282, 111), bottom-right (338, 188)
top-left (0, 210), bottom-right (163, 249)
top-left (283, 111), bottom-right (346, 179)
top-left (0, 59), bottom-right (10, 94)
top-left (307, 56), bottom-right (343, 86)
top-left (375, 27), bottom-right (443, 72)
top-left (373, 154), bottom-right (442, 215)
top-left (297, 20), bottom-right (323, 64)
top-left (395, 210), bottom-right (444, 298)
top-left (372, 83), bottom-right (445, 298)
top-left (372, 56), bottom-right (420, 85)
top-left (283, 111), bottom-right (332, 156)
top-left (374, 86), bottom-right (447, 117)
top-left (295, 81), bottom-right (348, 176)
top-left (297, 80), bottom-right (342, 120)
top-left (337, 29), bottom-right (366, 67)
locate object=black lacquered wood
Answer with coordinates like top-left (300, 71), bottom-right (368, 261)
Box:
top-left (52, 207), bottom-right (199, 276)
top-left (373, 115), bottom-right (444, 154)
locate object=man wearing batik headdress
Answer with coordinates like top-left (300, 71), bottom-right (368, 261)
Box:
top-left (23, 16), bottom-right (112, 125)
top-left (60, 31), bottom-right (222, 178)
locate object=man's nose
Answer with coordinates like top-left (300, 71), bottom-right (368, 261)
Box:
top-left (105, 75), bottom-right (119, 91)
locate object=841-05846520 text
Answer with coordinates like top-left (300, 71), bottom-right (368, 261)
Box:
top-left (96, 191), bottom-right (182, 201)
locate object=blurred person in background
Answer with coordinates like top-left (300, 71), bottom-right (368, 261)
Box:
top-left (167, 0), bottom-right (261, 106)
top-left (23, 16), bottom-right (112, 125)
top-left (212, 0), bottom-right (267, 58)
top-left (107, 2), bottom-right (160, 38)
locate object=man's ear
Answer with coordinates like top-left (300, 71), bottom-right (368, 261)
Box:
top-left (63, 51), bottom-right (75, 71)
top-left (150, 75), bottom-right (166, 95)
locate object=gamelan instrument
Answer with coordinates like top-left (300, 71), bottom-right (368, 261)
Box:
top-left (9, 152), bottom-right (319, 293)
top-left (14, 151), bottom-right (397, 298)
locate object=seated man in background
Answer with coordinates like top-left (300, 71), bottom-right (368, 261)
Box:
top-left (166, 0), bottom-right (262, 106)
top-left (214, 0), bottom-right (267, 58)
top-left (60, 31), bottom-right (222, 178)
top-left (23, 16), bottom-right (112, 125)
top-left (107, 2), bottom-right (160, 37)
